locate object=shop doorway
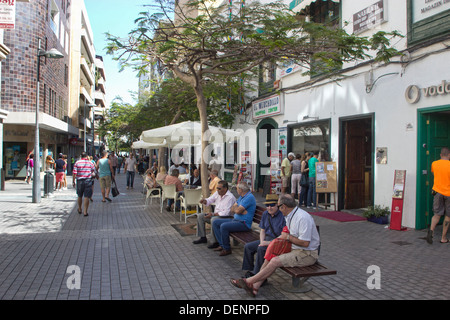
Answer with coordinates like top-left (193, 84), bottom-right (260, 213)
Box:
top-left (417, 107), bottom-right (450, 230)
top-left (339, 115), bottom-right (374, 210)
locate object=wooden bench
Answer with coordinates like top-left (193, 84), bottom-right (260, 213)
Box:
top-left (229, 205), bottom-right (337, 293)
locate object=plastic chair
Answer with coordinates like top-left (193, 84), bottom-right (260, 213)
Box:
top-left (179, 188), bottom-right (203, 223)
top-left (160, 183), bottom-right (179, 214)
top-left (145, 187), bottom-right (161, 206)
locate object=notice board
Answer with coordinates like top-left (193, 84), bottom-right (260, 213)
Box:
top-left (315, 162), bottom-right (337, 193)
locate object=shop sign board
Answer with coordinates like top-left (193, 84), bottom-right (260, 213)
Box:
top-left (0, 0), bottom-right (15, 29)
top-left (252, 94), bottom-right (282, 119)
top-left (412, 0), bottom-right (450, 23)
top-left (353, 0), bottom-right (387, 34)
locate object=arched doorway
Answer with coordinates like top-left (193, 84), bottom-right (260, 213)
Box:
top-left (256, 118), bottom-right (278, 191)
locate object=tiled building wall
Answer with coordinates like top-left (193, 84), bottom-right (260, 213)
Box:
top-left (1, 0), bottom-right (70, 118)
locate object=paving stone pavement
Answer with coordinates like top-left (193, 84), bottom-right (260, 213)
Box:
top-left (0, 174), bottom-right (449, 302)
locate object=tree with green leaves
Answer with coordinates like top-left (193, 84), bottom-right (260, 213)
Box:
top-left (106, 0), bottom-right (401, 194)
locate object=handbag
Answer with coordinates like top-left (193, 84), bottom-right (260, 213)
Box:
top-left (264, 226), bottom-right (291, 261)
top-left (111, 179), bottom-right (120, 197)
top-left (300, 174), bottom-right (309, 187)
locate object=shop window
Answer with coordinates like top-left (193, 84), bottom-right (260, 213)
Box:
top-left (289, 120), bottom-right (330, 158)
top-left (4, 142), bottom-right (28, 179)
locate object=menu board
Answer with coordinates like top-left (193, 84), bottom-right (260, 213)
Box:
top-left (315, 162), bottom-right (337, 193)
top-left (392, 170), bottom-right (406, 199)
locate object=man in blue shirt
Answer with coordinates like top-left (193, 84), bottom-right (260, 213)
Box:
top-left (212, 182), bottom-right (256, 256)
top-left (242, 194), bottom-right (285, 277)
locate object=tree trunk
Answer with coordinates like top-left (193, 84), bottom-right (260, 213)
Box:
top-left (193, 83), bottom-right (210, 200)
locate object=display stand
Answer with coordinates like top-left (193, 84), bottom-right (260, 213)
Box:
top-left (315, 162), bottom-right (337, 211)
top-left (269, 150), bottom-right (282, 194)
top-left (390, 170), bottom-right (407, 231)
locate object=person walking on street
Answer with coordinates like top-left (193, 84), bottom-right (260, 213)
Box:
top-left (427, 147), bottom-right (450, 244)
top-left (55, 153), bottom-right (66, 192)
top-left (97, 150), bottom-right (115, 203)
top-left (110, 151), bottom-right (118, 175)
top-left (25, 154), bottom-right (34, 184)
top-left (124, 153), bottom-right (137, 189)
top-left (72, 152), bottom-right (95, 216)
top-left (117, 155), bottom-right (123, 174)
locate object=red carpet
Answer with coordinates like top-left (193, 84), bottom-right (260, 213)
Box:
top-left (310, 211), bottom-right (367, 222)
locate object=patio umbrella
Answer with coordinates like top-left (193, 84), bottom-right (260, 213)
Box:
top-left (131, 140), bottom-right (168, 149)
top-left (140, 121), bottom-right (240, 146)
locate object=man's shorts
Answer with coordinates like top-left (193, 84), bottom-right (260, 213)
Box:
top-left (55, 172), bottom-right (64, 183)
top-left (76, 178), bottom-right (93, 198)
top-left (433, 192), bottom-right (450, 217)
top-left (99, 175), bottom-right (112, 190)
top-left (281, 176), bottom-right (290, 188)
top-left (278, 249), bottom-right (318, 268)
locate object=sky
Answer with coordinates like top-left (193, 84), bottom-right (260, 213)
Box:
top-left (84, 0), bottom-right (153, 106)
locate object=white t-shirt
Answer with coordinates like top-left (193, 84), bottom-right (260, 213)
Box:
top-left (125, 157), bottom-right (136, 172)
top-left (285, 207), bottom-right (320, 251)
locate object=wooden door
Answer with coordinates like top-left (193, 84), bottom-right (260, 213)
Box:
top-left (345, 121), bottom-right (365, 208)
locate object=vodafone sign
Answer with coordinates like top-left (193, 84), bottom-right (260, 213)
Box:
top-left (405, 80), bottom-right (450, 104)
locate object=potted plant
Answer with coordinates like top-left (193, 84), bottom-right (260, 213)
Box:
top-left (363, 205), bottom-right (390, 224)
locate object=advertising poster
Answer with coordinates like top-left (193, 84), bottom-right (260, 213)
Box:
top-left (0, 0), bottom-right (15, 29)
top-left (269, 150), bottom-right (282, 194)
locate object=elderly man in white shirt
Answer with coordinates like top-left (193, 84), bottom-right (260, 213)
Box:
top-left (193, 180), bottom-right (236, 247)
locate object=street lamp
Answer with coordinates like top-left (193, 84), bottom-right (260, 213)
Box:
top-left (32, 39), bottom-right (64, 204)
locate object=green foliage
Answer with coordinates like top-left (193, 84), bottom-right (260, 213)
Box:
top-left (363, 205), bottom-right (391, 218)
top-left (102, 0), bottom-right (402, 150)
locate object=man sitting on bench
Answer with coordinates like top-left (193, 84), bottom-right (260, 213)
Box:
top-left (230, 194), bottom-right (320, 297)
top-left (192, 180), bottom-right (236, 247)
top-left (242, 194), bottom-right (285, 278)
top-left (213, 182), bottom-right (256, 257)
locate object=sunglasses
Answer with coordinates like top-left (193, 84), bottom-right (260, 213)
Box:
top-left (265, 203), bottom-right (277, 207)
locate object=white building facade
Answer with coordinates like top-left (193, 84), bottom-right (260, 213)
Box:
top-left (231, 0), bottom-right (450, 229)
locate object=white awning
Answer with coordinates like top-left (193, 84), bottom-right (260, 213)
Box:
top-left (291, 0), bottom-right (340, 13)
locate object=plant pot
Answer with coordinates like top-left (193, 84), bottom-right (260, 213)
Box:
top-left (366, 216), bottom-right (389, 225)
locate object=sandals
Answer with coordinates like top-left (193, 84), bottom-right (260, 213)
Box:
top-left (230, 278), bottom-right (258, 297)
top-left (230, 278), bottom-right (243, 289)
top-left (440, 238), bottom-right (449, 244)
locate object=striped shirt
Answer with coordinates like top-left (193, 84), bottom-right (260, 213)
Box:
top-left (73, 158), bottom-right (95, 180)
